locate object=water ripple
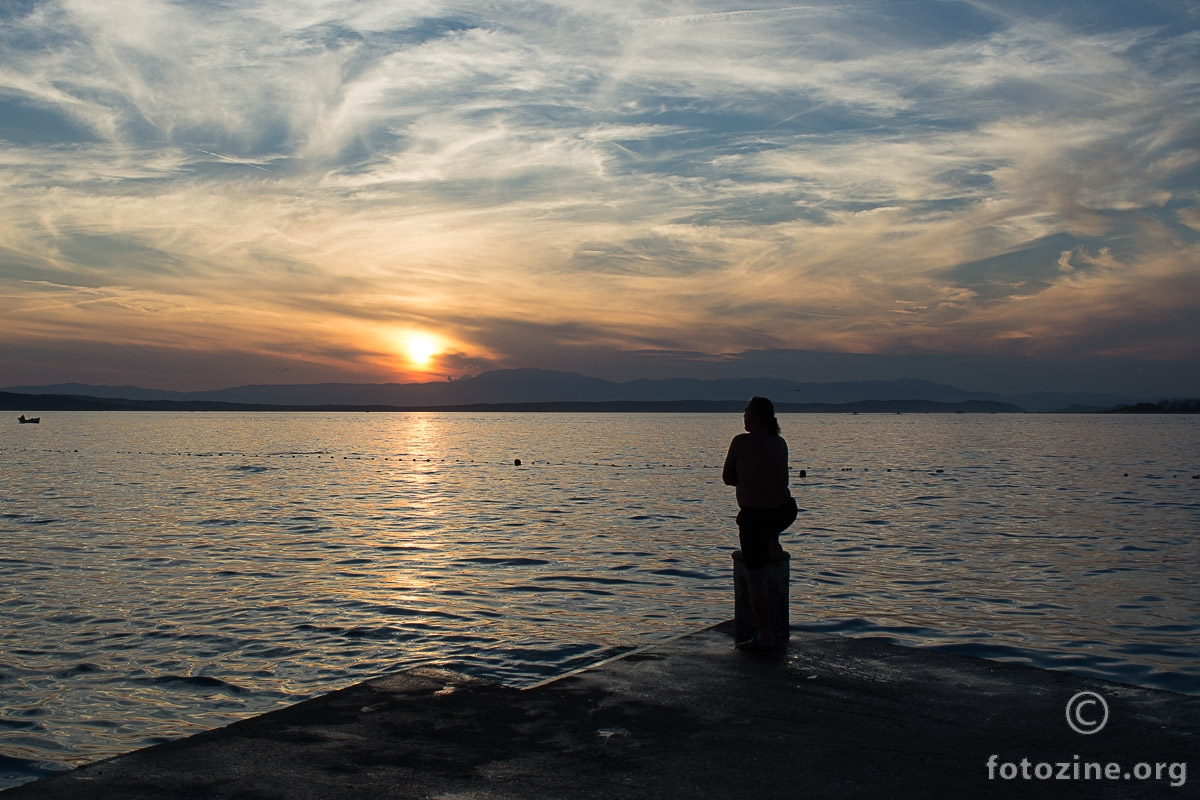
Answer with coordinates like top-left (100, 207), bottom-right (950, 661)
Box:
top-left (0, 411), bottom-right (1197, 791)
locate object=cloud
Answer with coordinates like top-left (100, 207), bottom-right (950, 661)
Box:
top-left (0, 0), bottom-right (1197, 390)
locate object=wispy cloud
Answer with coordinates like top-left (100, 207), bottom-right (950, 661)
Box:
top-left (0, 0), bottom-right (1197, 388)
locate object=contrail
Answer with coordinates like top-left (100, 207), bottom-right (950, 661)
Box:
top-left (195, 149), bottom-right (271, 172)
top-left (634, 6), bottom-right (815, 25)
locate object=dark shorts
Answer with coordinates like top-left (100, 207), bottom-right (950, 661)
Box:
top-left (737, 497), bottom-right (798, 570)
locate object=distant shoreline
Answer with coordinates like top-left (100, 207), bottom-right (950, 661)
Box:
top-left (0, 392), bottom-right (1017, 413)
top-left (3, 390), bottom-right (1197, 414)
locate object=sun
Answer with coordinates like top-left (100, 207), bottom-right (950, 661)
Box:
top-left (403, 332), bottom-right (441, 368)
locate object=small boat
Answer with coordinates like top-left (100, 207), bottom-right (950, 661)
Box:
top-left (18, 415), bottom-right (40, 424)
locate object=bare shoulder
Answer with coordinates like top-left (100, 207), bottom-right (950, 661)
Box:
top-left (727, 432), bottom-right (754, 453)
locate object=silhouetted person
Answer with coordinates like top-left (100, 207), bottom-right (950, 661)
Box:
top-left (723, 396), bottom-right (797, 649)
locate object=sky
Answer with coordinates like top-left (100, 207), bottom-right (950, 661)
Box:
top-left (1, 0), bottom-right (1198, 395)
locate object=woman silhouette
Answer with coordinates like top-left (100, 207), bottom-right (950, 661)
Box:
top-left (722, 396), bottom-right (797, 649)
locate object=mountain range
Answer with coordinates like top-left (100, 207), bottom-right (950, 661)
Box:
top-left (1, 369), bottom-right (1139, 412)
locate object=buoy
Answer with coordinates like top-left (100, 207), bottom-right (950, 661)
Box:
top-left (514, 459), bottom-right (522, 466)
top-left (798, 469), bottom-right (807, 478)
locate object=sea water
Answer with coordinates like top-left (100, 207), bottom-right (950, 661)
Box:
top-left (1, 411), bottom-right (1197, 789)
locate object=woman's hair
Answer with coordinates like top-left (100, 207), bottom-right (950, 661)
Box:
top-left (746, 396), bottom-right (780, 436)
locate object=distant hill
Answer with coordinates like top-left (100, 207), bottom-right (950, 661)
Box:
top-left (1001, 391), bottom-right (1136, 413)
top-left (0, 391), bottom-right (124, 411)
top-left (1109, 399), bottom-right (1200, 414)
top-left (0, 369), bottom-right (1137, 411)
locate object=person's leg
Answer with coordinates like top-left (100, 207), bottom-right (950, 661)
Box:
top-left (737, 509), bottom-right (776, 647)
top-left (768, 533), bottom-right (783, 562)
top-left (770, 499), bottom-right (797, 560)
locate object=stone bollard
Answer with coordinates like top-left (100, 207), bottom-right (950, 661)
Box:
top-left (732, 549), bottom-right (790, 643)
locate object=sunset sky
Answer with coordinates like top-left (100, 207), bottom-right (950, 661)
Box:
top-left (2, 0), bottom-right (1198, 394)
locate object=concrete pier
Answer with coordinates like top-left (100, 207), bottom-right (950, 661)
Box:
top-left (5, 622), bottom-right (1197, 799)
